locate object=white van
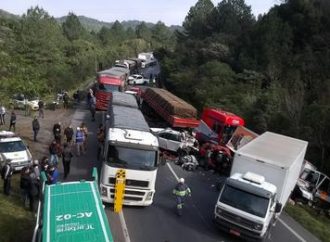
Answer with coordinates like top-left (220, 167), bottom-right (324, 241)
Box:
top-left (0, 131), bottom-right (32, 171)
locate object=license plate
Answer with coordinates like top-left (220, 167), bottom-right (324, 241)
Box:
top-left (230, 229), bottom-right (240, 237)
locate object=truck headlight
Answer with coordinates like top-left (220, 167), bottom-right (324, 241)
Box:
top-left (146, 191), bottom-right (153, 201)
top-left (101, 186), bottom-right (108, 197)
top-left (254, 223), bottom-right (263, 231)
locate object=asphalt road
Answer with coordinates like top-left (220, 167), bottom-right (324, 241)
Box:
top-left (61, 102), bottom-right (320, 242)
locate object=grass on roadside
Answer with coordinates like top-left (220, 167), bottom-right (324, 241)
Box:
top-left (0, 175), bottom-right (35, 242)
top-left (285, 203), bottom-right (330, 242)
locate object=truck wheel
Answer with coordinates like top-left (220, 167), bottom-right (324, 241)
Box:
top-left (133, 81), bottom-right (136, 85)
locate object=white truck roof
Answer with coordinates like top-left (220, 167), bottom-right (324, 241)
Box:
top-left (236, 131), bottom-right (308, 169)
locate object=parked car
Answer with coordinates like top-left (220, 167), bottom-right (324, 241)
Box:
top-left (0, 131), bottom-right (33, 171)
top-left (128, 74), bottom-right (149, 85)
top-left (11, 94), bottom-right (39, 111)
top-left (152, 128), bottom-right (196, 153)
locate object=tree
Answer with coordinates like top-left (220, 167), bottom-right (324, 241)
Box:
top-left (183, 0), bottom-right (214, 38)
top-left (208, 0), bottom-right (255, 37)
top-left (62, 13), bottom-right (86, 41)
top-left (136, 22), bottom-right (152, 41)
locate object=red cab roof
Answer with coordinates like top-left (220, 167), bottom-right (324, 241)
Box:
top-left (202, 107), bottom-right (245, 126)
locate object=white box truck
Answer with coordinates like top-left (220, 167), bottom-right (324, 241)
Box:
top-left (214, 131), bottom-right (308, 241)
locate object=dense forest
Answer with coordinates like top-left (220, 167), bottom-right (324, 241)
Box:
top-left (0, 0), bottom-right (329, 175)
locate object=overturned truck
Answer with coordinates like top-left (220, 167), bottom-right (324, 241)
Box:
top-left (141, 88), bottom-right (200, 128)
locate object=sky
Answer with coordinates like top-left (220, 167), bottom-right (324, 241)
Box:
top-left (0, 0), bottom-right (280, 26)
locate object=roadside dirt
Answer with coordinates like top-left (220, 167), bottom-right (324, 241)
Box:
top-left (3, 107), bottom-right (75, 163)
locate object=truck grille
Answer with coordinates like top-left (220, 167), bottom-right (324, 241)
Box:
top-left (220, 209), bottom-right (258, 230)
top-left (110, 189), bottom-right (145, 196)
top-left (109, 177), bottom-right (149, 188)
top-left (110, 195), bottom-right (143, 201)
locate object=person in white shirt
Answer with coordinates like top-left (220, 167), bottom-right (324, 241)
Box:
top-left (0, 105), bottom-right (6, 125)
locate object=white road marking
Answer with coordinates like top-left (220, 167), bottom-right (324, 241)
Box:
top-left (166, 162), bottom-right (179, 181)
top-left (119, 210), bottom-right (131, 242)
top-left (278, 218), bottom-right (306, 242)
top-left (167, 162), bottom-right (307, 242)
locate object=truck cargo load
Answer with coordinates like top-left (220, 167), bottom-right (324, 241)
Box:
top-left (141, 88), bottom-right (199, 128)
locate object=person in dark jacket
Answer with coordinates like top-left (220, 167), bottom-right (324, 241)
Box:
top-left (62, 143), bottom-right (73, 179)
top-left (1, 160), bottom-right (13, 195)
top-left (20, 166), bottom-right (30, 206)
top-left (90, 95), bottom-right (96, 121)
top-left (172, 178), bottom-right (191, 216)
top-left (64, 125), bottom-right (74, 143)
top-left (53, 122), bottom-right (62, 144)
top-left (32, 116), bottom-right (40, 142)
top-left (9, 111), bottom-right (16, 132)
top-left (27, 169), bottom-right (38, 211)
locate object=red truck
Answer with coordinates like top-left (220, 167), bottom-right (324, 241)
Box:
top-left (94, 68), bottom-right (126, 110)
top-left (197, 108), bottom-right (245, 144)
top-left (141, 88), bottom-right (200, 128)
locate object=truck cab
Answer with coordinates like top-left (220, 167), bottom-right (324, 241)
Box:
top-left (215, 172), bottom-right (281, 241)
top-left (296, 161), bottom-right (330, 204)
top-left (200, 108), bottom-right (245, 144)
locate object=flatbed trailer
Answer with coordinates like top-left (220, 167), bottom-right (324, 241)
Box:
top-left (32, 169), bottom-right (113, 242)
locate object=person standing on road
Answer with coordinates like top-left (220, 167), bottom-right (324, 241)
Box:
top-left (53, 122), bottom-right (62, 144)
top-left (0, 104), bottom-right (6, 125)
top-left (49, 140), bottom-right (59, 165)
top-left (9, 111), bottom-right (16, 132)
top-left (75, 127), bottom-right (84, 156)
top-left (80, 122), bottom-right (88, 152)
top-left (89, 94), bottom-right (96, 121)
top-left (1, 160), bottom-right (13, 195)
top-left (172, 178), bottom-right (191, 216)
top-left (38, 99), bottom-right (44, 118)
top-left (97, 124), bottom-right (105, 160)
top-left (64, 125), bottom-right (74, 143)
top-left (32, 116), bottom-right (40, 142)
top-left (62, 143), bottom-right (73, 179)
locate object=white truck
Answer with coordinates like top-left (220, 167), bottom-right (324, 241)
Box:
top-left (214, 131), bottom-right (308, 241)
top-left (100, 92), bottom-right (160, 206)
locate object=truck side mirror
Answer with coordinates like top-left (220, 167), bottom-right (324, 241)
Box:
top-left (275, 202), bottom-right (282, 213)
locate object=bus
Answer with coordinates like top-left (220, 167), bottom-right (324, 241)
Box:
top-left (32, 168), bottom-right (114, 242)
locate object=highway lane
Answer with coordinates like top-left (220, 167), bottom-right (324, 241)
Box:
top-left (64, 103), bottom-right (320, 242)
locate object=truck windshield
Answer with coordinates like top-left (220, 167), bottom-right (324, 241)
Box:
top-left (98, 83), bottom-right (120, 92)
top-left (106, 145), bottom-right (157, 171)
top-left (0, 141), bottom-right (26, 153)
top-left (220, 185), bottom-right (269, 218)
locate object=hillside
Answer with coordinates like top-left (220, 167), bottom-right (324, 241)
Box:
top-left (0, 9), bottom-right (182, 32)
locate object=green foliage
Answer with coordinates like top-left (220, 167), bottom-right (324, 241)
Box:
top-left (62, 13), bottom-right (87, 41)
top-left (285, 203), bottom-right (330, 242)
top-left (183, 0), bottom-right (214, 38)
